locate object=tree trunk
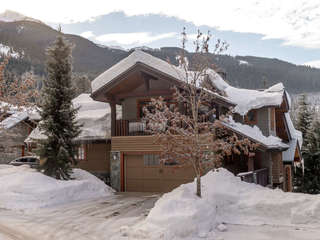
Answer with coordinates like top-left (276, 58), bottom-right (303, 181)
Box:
top-left (196, 173), bottom-right (201, 197)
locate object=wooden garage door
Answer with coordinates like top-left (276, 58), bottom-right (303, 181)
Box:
top-left (125, 154), bottom-right (195, 192)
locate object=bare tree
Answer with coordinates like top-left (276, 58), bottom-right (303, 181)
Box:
top-left (144, 29), bottom-right (257, 197)
top-left (0, 56), bottom-right (38, 117)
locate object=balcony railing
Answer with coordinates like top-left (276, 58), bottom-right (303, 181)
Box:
top-left (237, 168), bottom-right (269, 187)
top-left (115, 120), bottom-right (150, 136)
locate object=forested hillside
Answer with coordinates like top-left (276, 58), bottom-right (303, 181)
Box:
top-left (1, 20), bottom-right (320, 93)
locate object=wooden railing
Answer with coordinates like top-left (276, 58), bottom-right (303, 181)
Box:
top-left (115, 120), bottom-right (129, 136)
top-left (237, 168), bottom-right (269, 187)
top-left (115, 120), bottom-right (150, 136)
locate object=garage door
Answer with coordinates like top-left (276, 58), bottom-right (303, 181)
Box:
top-left (125, 154), bottom-right (195, 192)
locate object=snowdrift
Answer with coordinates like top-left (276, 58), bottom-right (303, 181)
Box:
top-left (128, 168), bottom-right (320, 239)
top-left (0, 165), bottom-right (114, 210)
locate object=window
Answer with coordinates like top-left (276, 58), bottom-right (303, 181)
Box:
top-left (144, 154), bottom-right (160, 166)
top-left (75, 144), bottom-right (87, 161)
top-left (137, 98), bottom-right (177, 119)
top-left (245, 110), bottom-right (258, 125)
top-left (270, 108), bottom-right (275, 131)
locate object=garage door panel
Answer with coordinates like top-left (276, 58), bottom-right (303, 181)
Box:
top-left (143, 179), bottom-right (162, 192)
top-left (126, 179), bottom-right (144, 192)
top-left (125, 154), bottom-right (196, 192)
top-left (126, 155), bottom-right (144, 167)
top-left (143, 167), bottom-right (162, 179)
top-left (163, 166), bottom-right (195, 180)
top-left (126, 167), bottom-right (143, 178)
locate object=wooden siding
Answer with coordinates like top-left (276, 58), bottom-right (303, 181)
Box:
top-left (77, 143), bottom-right (110, 174)
top-left (111, 136), bottom-right (161, 152)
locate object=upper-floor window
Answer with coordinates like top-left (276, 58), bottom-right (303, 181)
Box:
top-left (137, 98), bottom-right (176, 120)
top-left (270, 108), bottom-right (275, 131)
top-left (245, 110), bottom-right (258, 125)
top-left (75, 144), bottom-right (87, 161)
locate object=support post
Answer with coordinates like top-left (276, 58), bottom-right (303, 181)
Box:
top-left (248, 156), bottom-right (254, 172)
top-left (110, 102), bottom-right (116, 137)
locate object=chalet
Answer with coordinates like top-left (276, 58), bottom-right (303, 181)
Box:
top-left (0, 104), bottom-right (39, 164)
top-left (90, 50), bottom-right (302, 193)
top-left (25, 94), bottom-right (118, 182)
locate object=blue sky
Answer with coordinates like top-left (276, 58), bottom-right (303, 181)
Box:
top-left (1, 0), bottom-right (320, 66)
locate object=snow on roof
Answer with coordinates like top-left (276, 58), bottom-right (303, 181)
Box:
top-left (92, 50), bottom-right (285, 115)
top-left (0, 111), bottom-right (28, 129)
top-left (210, 74), bottom-right (285, 115)
top-left (222, 117), bottom-right (288, 150)
top-left (0, 102), bottom-right (39, 130)
top-left (282, 112), bottom-right (302, 162)
top-left (26, 94), bottom-right (120, 142)
top-left (92, 50), bottom-right (186, 94)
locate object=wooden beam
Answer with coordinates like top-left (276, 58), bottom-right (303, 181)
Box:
top-left (110, 101), bottom-right (116, 137)
top-left (117, 90), bottom-right (174, 99)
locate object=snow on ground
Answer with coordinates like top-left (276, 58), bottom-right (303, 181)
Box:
top-left (122, 168), bottom-right (320, 239)
top-left (0, 165), bottom-right (114, 210)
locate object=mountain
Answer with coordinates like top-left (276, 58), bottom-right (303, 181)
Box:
top-left (1, 16), bottom-right (320, 93)
top-left (0, 10), bottom-right (42, 23)
top-left (0, 19), bottom-right (127, 74)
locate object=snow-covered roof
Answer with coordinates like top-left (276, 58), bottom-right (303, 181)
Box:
top-left (222, 117), bottom-right (289, 150)
top-left (0, 102), bottom-right (40, 130)
top-left (26, 94), bottom-right (120, 142)
top-left (92, 50), bottom-right (286, 115)
top-left (282, 112), bottom-right (302, 162)
top-left (210, 75), bottom-right (285, 115)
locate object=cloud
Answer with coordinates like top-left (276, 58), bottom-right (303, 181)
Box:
top-left (80, 31), bottom-right (95, 39)
top-left (95, 32), bottom-right (177, 45)
top-left (1, 0), bottom-right (320, 49)
top-left (304, 60), bottom-right (320, 68)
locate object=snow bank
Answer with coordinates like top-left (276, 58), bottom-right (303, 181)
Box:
top-left (127, 168), bottom-right (320, 239)
top-left (0, 165), bottom-right (114, 210)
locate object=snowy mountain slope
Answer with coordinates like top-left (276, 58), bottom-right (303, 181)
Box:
top-left (0, 10), bottom-right (42, 23)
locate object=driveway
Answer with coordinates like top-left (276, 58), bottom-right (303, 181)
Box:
top-left (0, 193), bottom-right (160, 240)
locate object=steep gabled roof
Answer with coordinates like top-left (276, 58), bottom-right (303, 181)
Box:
top-left (92, 50), bottom-right (286, 115)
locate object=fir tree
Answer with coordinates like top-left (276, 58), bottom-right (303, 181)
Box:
top-left (295, 120), bottom-right (320, 194)
top-left (296, 94), bottom-right (313, 148)
top-left (38, 35), bottom-right (81, 180)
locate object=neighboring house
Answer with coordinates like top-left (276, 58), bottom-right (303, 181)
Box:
top-left (0, 105), bottom-right (39, 164)
top-left (91, 50), bottom-right (302, 193)
top-left (25, 94), bottom-right (119, 182)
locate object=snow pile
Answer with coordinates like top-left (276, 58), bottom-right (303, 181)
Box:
top-left (222, 116), bottom-right (288, 149)
top-left (127, 168), bottom-right (320, 239)
top-left (0, 165), bottom-right (114, 210)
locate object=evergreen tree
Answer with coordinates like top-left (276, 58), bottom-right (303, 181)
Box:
top-left (295, 120), bottom-right (320, 194)
top-left (38, 35), bottom-right (81, 180)
top-left (296, 94), bottom-right (313, 148)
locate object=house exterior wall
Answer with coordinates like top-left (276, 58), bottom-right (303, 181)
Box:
top-left (0, 122), bottom-right (30, 164)
top-left (76, 142), bottom-right (110, 175)
top-left (256, 107), bottom-right (270, 136)
top-left (122, 98), bottom-right (137, 121)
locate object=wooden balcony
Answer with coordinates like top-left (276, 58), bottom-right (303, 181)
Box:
top-left (115, 119), bottom-right (151, 136)
top-left (237, 168), bottom-right (269, 187)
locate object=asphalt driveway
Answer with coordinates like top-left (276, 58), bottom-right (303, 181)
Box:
top-left (0, 192), bottom-right (160, 240)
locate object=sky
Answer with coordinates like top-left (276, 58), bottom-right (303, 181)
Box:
top-left (1, 0), bottom-right (320, 66)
